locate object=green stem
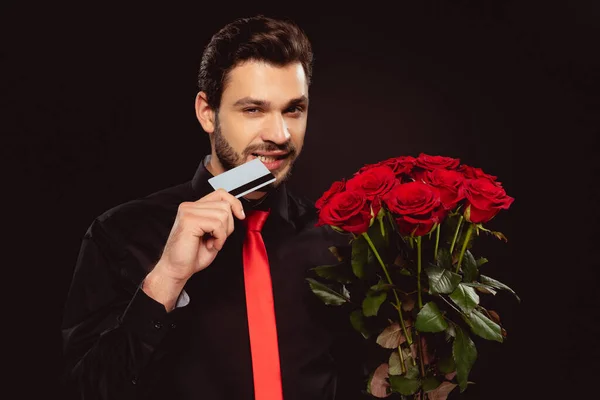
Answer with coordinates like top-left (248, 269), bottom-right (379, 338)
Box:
top-left (417, 236), bottom-right (423, 309)
top-left (397, 346), bottom-right (407, 375)
top-left (455, 223), bottom-right (474, 274)
top-left (449, 215), bottom-right (463, 255)
top-left (434, 223), bottom-right (440, 261)
top-left (363, 232), bottom-right (413, 346)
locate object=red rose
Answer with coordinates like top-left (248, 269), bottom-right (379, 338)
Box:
top-left (423, 169), bottom-right (466, 210)
top-left (412, 153), bottom-right (460, 182)
top-left (461, 177), bottom-right (514, 223)
top-left (415, 153), bottom-right (460, 171)
top-left (346, 165), bottom-right (397, 200)
top-left (355, 156), bottom-right (416, 178)
top-left (315, 179), bottom-right (346, 210)
top-left (316, 190), bottom-right (372, 234)
top-left (458, 164), bottom-right (502, 186)
top-left (382, 181), bottom-right (443, 236)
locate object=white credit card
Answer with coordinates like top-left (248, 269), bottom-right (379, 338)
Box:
top-left (208, 158), bottom-right (276, 198)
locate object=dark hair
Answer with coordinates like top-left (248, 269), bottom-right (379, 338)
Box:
top-left (197, 15), bottom-right (314, 110)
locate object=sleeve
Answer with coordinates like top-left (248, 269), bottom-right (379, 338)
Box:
top-left (60, 220), bottom-right (182, 400)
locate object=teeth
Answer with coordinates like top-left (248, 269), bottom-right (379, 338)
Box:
top-left (257, 155), bottom-right (276, 163)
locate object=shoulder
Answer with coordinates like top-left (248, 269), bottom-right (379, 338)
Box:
top-left (84, 181), bottom-right (194, 256)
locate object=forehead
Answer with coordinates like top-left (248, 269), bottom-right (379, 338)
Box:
top-left (221, 61), bottom-right (308, 106)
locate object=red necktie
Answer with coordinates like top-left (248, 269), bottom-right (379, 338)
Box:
top-left (242, 209), bottom-right (284, 400)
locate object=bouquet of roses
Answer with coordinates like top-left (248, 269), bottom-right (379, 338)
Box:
top-left (307, 153), bottom-right (518, 399)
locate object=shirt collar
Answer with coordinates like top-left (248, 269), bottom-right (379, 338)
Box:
top-left (191, 154), bottom-right (290, 223)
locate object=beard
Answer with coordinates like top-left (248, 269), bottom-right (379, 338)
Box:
top-left (213, 114), bottom-right (297, 189)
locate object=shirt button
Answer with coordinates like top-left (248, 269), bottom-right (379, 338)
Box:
top-left (170, 323), bottom-right (177, 329)
top-left (153, 321), bottom-right (163, 330)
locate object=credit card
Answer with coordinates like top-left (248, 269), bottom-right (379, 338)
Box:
top-left (208, 158), bottom-right (276, 198)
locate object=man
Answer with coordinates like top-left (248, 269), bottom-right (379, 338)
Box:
top-left (61, 15), bottom-right (366, 400)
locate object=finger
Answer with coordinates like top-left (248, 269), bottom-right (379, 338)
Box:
top-left (180, 201), bottom-right (235, 236)
top-left (205, 235), bottom-right (214, 250)
top-left (198, 188), bottom-right (245, 220)
top-left (194, 216), bottom-right (229, 251)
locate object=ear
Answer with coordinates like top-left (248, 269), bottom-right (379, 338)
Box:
top-left (195, 91), bottom-right (215, 133)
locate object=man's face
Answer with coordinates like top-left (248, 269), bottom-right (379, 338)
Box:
top-left (210, 60), bottom-right (309, 187)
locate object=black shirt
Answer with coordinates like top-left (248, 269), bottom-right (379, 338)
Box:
top-left (61, 156), bottom-right (367, 400)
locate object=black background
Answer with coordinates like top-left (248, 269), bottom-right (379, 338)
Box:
top-left (3, 1), bottom-right (599, 399)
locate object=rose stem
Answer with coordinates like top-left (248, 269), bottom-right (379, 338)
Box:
top-left (417, 236), bottom-right (423, 309)
top-left (449, 215), bottom-right (463, 255)
top-left (415, 331), bottom-right (427, 379)
top-left (415, 235), bottom-right (427, 380)
top-left (397, 346), bottom-right (407, 375)
top-left (362, 232), bottom-right (413, 346)
top-left (434, 223), bottom-right (440, 261)
top-left (455, 223), bottom-right (474, 274)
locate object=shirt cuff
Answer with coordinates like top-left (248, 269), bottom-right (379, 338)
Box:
top-left (118, 285), bottom-right (179, 347)
top-left (176, 289), bottom-right (190, 308)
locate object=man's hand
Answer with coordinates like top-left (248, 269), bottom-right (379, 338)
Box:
top-left (143, 188), bottom-right (246, 310)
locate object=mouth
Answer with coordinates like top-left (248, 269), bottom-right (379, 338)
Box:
top-left (249, 152), bottom-right (290, 163)
top-left (248, 152), bottom-right (291, 171)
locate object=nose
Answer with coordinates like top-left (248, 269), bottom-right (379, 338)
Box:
top-left (262, 113), bottom-right (291, 145)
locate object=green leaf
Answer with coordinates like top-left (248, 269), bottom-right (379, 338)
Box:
top-left (415, 302), bottom-right (448, 332)
top-left (476, 257), bottom-right (488, 267)
top-left (436, 247), bottom-right (453, 270)
top-left (363, 290), bottom-right (388, 317)
top-left (389, 376), bottom-right (421, 395)
top-left (452, 324), bottom-right (477, 392)
top-left (305, 278), bottom-right (349, 305)
top-left (349, 308), bottom-right (371, 339)
top-left (312, 262), bottom-right (354, 284)
top-left (388, 351), bottom-right (403, 375)
top-left (449, 283), bottom-right (480, 315)
top-left (462, 282), bottom-right (497, 295)
top-left (480, 274), bottom-right (521, 302)
top-left (422, 376), bottom-right (442, 392)
top-left (390, 347), bottom-right (419, 379)
top-left (405, 359), bottom-right (420, 380)
top-left (463, 309), bottom-right (504, 342)
top-left (389, 347), bottom-right (420, 379)
top-left (370, 279), bottom-right (395, 292)
top-left (462, 250), bottom-right (478, 282)
top-left (437, 355), bottom-right (456, 374)
top-left (425, 266), bottom-right (462, 295)
top-left (351, 235), bottom-right (368, 279)
top-left (445, 324), bottom-right (457, 341)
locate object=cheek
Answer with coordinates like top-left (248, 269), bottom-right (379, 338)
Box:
top-left (222, 117), bottom-right (258, 151)
top-left (289, 123), bottom-right (306, 149)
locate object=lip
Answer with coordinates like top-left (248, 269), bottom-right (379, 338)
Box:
top-left (251, 151), bottom-right (289, 158)
top-left (248, 153), bottom-right (289, 171)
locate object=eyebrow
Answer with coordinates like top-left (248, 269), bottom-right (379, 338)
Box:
top-left (232, 95), bottom-right (308, 109)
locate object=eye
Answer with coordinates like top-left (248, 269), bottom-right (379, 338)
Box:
top-left (285, 105), bottom-right (305, 117)
top-left (244, 107), bottom-right (260, 114)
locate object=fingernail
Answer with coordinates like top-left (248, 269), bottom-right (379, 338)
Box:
top-left (241, 208), bottom-right (245, 218)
